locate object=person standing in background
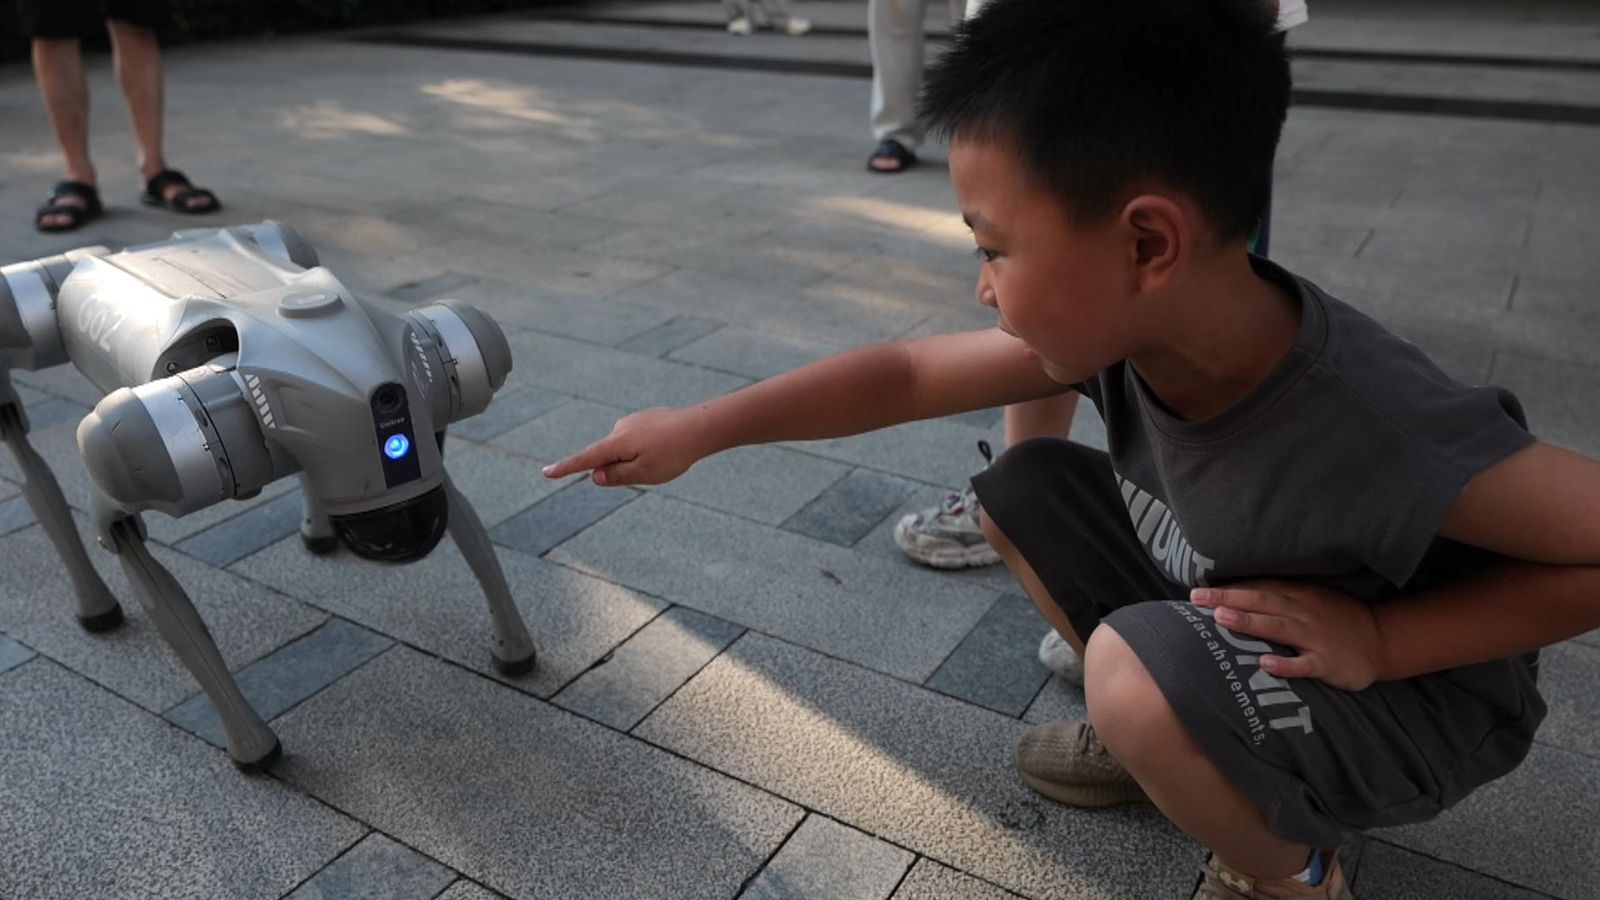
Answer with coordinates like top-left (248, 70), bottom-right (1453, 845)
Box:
top-left (724, 0), bottom-right (812, 36)
top-left (19, 0), bottom-right (221, 232)
top-left (865, 0), bottom-right (987, 172)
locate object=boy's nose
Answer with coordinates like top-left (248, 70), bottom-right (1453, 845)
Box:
top-left (975, 274), bottom-right (997, 308)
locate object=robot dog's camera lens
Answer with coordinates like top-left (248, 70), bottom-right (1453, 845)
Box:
top-left (329, 485), bottom-right (449, 564)
top-left (373, 384), bottom-right (405, 416)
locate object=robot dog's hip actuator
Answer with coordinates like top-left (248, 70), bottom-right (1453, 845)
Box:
top-left (1, 222), bottom-right (535, 769)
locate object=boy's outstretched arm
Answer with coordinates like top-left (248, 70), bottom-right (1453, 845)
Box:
top-left (543, 327), bottom-right (1068, 486)
top-left (1194, 442), bottom-right (1600, 690)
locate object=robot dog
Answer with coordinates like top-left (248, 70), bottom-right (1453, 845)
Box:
top-left (0, 222), bottom-right (536, 770)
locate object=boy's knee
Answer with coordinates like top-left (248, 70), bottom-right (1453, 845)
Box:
top-left (1084, 625), bottom-right (1175, 764)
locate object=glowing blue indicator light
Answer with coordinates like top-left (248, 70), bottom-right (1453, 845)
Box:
top-left (383, 434), bottom-right (411, 460)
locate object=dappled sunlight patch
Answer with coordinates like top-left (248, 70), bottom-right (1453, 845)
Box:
top-left (276, 101), bottom-right (410, 138)
top-left (422, 79), bottom-right (598, 141)
top-left (805, 194), bottom-right (971, 245)
top-left (1, 148), bottom-right (79, 176)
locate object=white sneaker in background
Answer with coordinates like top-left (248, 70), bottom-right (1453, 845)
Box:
top-left (1039, 630), bottom-right (1084, 686)
top-left (727, 16), bottom-right (753, 34)
top-left (893, 484), bottom-right (1000, 569)
top-left (782, 17), bottom-right (812, 35)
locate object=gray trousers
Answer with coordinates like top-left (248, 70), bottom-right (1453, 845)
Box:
top-left (868, 0), bottom-right (984, 148)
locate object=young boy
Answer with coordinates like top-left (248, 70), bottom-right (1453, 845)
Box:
top-left (544, 1), bottom-right (1600, 896)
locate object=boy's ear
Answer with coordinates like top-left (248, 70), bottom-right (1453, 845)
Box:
top-left (1121, 195), bottom-right (1188, 292)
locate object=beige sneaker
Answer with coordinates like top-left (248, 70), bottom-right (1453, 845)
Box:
top-left (1014, 719), bottom-right (1148, 807)
top-left (1193, 852), bottom-right (1354, 900)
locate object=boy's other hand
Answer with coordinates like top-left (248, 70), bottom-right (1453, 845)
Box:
top-left (542, 407), bottom-right (707, 487)
top-left (1190, 581), bottom-right (1387, 692)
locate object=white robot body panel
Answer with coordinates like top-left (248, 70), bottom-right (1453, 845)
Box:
top-left (0, 222), bottom-right (537, 767)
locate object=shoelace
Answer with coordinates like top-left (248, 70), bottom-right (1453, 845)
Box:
top-left (936, 441), bottom-right (995, 516)
top-left (1072, 721), bottom-right (1113, 758)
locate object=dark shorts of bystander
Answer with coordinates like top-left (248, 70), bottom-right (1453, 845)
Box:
top-left (16, 0), bottom-right (171, 39)
top-left (973, 436), bottom-right (1546, 849)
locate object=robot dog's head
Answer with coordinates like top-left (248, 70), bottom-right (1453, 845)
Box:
top-left (69, 223), bottom-right (512, 563)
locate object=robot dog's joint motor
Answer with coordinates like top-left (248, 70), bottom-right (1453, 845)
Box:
top-left (0, 222), bottom-right (536, 770)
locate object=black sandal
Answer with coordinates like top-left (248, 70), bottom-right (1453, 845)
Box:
top-left (140, 169), bottom-right (221, 214)
top-left (866, 138), bottom-right (917, 174)
top-left (34, 181), bottom-right (104, 233)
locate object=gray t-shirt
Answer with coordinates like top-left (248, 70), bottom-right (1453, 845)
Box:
top-left (1080, 259), bottom-right (1535, 601)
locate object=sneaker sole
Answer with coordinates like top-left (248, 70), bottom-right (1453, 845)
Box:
top-left (1017, 770), bottom-right (1149, 808)
top-left (893, 517), bottom-right (1001, 569)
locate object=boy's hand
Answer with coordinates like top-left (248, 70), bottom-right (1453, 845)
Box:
top-left (1190, 581), bottom-right (1387, 692)
top-left (542, 407), bottom-right (709, 487)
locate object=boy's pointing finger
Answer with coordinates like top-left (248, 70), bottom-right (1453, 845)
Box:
top-left (543, 439), bottom-right (617, 479)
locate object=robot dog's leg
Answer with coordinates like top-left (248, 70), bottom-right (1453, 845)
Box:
top-left (296, 474), bottom-right (338, 555)
top-left (95, 501), bottom-right (281, 770)
top-left (443, 471), bottom-right (536, 676)
top-left (0, 380), bottom-right (122, 631)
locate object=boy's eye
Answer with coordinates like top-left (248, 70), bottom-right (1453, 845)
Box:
top-left (972, 247), bottom-right (999, 263)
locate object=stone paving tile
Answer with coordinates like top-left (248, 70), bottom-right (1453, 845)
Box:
top-left (554, 605), bottom-right (744, 732)
top-left (0, 514), bottom-right (328, 713)
top-left (444, 386), bottom-right (571, 443)
top-left (231, 532), bottom-right (666, 699)
top-left (427, 234), bottom-right (677, 301)
top-left (502, 327), bottom-right (750, 411)
top-left (1351, 841), bottom-right (1548, 900)
top-left (1023, 676), bottom-right (1090, 727)
top-left (1283, 252), bottom-right (1517, 320)
top-left (609, 268), bottom-right (927, 348)
top-left (616, 314), bottom-right (725, 356)
top-left (0, 633), bottom-right (35, 675)
top-left (1489, 352), bottom-right (1600, 458)
top-left (1380, 742), bottom-right (1598, 899)
top-left (491, 398), bottom-right (631, 463)
top-left (1529, 640), bottom-right (1600, 762)
top-left (284, 832), bottom-right (457, 900)
top-left (314, 245), bottom-right (453, 299)
top-left (11, 364), bottom-right (104, 408)
top-left (14, 397), bottom-right (91, 431)
top-left (443, 438), bottom-right (566, 528)
top-left (413, 276), bottom-right (678, 345)
top-left (636, 633), bottom-right (1197, 900)
top-left (386, 271), bottom-right (482, 304)
top-left (489, 478), bottom-right (638, 557)
top-left (926, 595), bottom-right (1054, 718)
top-left (1510, 274), bottom-right (1599, 327)
top-left (792, 418), bottom-right (1007, 492)
top-left (0, 659), bottom-right (364, 900)
top-left (0, 493), bottom-right (30, 536)
top-left (891, 859), bottom-right (1024, 900)
top-left (657, 444), bottom-right (851, 526)
top-left (946, 407), bottom-right (1005, 430)
top-left (668, 325), bottom-right (844, 380)
top-left (392, 199), bottom-right (628, 255)
top-left (273, 648), bottom-right (803, 900)
top-left (552, 494), bottom-right (999, 682)
top-left (174, 490), bottom-right (304, 567)
top-left (782, 468), bottom-right (919, 548)
top-left (165, 619), bottom-right (394, 749)
top-left (740, 815), bottom-right (914, 900)
top-left (437, 882), bottom-right (506, 900)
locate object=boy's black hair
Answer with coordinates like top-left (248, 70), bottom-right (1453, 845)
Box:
top-left (920, 0), bottom-right (1291, 241)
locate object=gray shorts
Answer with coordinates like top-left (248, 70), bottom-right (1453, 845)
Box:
top-left (973, 437), bottom-right (1545, 848)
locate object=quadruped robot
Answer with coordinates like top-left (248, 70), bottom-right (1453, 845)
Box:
top-left (0, 222), bottom-right (536, 770)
